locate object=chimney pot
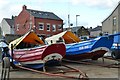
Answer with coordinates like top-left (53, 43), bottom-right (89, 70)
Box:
top-left (23, 5), bottom-right (27, 10)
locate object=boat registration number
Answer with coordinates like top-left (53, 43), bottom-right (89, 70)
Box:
top-left (79, 46), bottom-right (89, 50)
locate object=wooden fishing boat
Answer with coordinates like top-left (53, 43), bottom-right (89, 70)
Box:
top-left (45, 31), bottom-right (116, 60)
top-left (8, 31), bottom-right (66, 69)
top-left (65, 36), bottom-right (113, 60)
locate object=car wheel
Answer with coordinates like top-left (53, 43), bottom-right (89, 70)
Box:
top-left (111, 51), bottom-right (120, 59)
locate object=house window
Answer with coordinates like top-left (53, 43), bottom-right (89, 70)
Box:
top-left (38, 23), bottom-right (44, 30)
top-left (104, 32), bottom-right (109, 35)
top-left (16, 24), bottom-right (19, 31)
top-left (52, 24), bottom-right (56, 31)
top-left (113, 17), bottom-right (116, 26)
top-left (58, 24), bottom-right (62, 30)
top-left (47, 23), bottom-right (50, 31)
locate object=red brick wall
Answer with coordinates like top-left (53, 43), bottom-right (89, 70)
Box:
top-left (14, 6), bottom-right (63, 36)
top-left (34, 18), bottom-right (63, 37)
top-left (14, 9), bottom-right (35, 35)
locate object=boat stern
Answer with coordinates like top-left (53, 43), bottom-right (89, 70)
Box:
top-left (43, 53), bottom-right (63, 62)
top-left (42, 43), bottom-right (66, 63)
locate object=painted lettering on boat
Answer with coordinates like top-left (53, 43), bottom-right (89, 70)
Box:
top-left (79, 46), bottom-right (89, 50)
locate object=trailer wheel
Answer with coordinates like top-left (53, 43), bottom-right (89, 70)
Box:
top-left (111, 51), bottom-right (120, 59)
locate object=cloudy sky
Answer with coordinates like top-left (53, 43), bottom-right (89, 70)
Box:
top-left (0, 0), bottom-right (120, 28)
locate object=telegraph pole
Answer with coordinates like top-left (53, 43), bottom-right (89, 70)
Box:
top-left (76, 15), bottom-right (80, 35)
top-left (68, 14), bottom-right (70, 28)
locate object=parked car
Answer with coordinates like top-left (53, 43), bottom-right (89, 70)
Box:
top-left (111, 34), bottom-right (120, 59)
top-left (79, 36), bottom-right (90, 41)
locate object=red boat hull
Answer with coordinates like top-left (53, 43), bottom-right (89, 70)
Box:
top-left (11, 43), bottom-right (66, 67)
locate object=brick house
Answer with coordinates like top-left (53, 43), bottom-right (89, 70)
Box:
top-left (14, 5), bottom-right (63, 37)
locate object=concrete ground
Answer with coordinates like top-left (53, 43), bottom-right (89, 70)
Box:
top-left (0, 58), bottom-right (119, 80)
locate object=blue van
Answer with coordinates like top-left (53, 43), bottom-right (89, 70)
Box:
top-left (111, 34), bottom-right (120, 59)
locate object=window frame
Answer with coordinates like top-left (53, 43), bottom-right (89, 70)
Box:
top-left (47, 23), bottom-right (50, 31)
top-left (52, 24), bottom-right (56, 32)
top-left (58, 24), bottom-right (62, 30)
top-left (16, 24), bottom-right (19, 31)
top-left (113, 16), bottom-right (117, 26)
top-left (38, 23), bottom-right (44, 30)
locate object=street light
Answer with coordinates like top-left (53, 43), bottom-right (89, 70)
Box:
top-left (76, 15), bottom-right (80, 35)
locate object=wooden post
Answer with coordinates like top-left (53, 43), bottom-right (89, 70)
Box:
top-left (11, 44), bottom-right (13, 64)
top-left (11, 44), bottom-right (16, 69)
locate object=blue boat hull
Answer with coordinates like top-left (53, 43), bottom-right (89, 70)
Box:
top-left (21, 60), bottom-right (60, 69)
top-left (11, 59), bottom-right (61, 69)
top-left (65, 36), bottom-right (114, 60)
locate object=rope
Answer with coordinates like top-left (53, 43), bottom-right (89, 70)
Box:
top-left (15, 64), bottom-right (88, 79)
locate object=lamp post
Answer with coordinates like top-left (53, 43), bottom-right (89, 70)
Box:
top-left (76, 15), bottom-right (80, 35)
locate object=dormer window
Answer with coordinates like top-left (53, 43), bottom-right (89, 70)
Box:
top-left (39, 12), bottom-right (42, 14)
top-left (45, 13), bottom-right (48, 16)
top-left (33, 11), bottom-right (36, 14)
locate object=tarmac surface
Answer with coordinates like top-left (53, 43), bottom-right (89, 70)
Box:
top-left (0, 57), bottom-right (120, 80)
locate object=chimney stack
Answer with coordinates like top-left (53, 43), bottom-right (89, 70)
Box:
top-left (23, 5), bottom-right (27, 10)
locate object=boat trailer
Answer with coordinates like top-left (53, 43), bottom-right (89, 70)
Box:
top-left (16, 64), bottom-right (88, 79)
top-left (63, 57), bottom-right (120, 68)
top-left (0, 57), bottom-right (88, 80)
